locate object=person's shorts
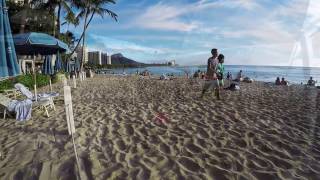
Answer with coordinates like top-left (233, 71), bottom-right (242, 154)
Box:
top-left (204, 80), bottom-right (219, 89)
top-left (218, 79), bottom-right (224, 87)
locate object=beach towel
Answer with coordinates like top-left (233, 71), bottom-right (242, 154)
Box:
top-left (7, 99), bottom-right (32, 121)
top-left (225, 83), bottom-right (240, 91)
top-left (14, 83), bottom-right (59, 101)
top-left (14, 83), bottom-right (33, 99)
top-left (243, 77), bottom-right (253, 83)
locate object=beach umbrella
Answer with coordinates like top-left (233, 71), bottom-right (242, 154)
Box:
top-left (13, 32), bottom-right (69, 99)
top-left (54, 51), bottom-right (63, 72)
top-left (13, 32), bottom-right (69, 55)
top-left (42, 55), bottom-right (54, 75)
top-left (0, 0), bottom-right (20, 78)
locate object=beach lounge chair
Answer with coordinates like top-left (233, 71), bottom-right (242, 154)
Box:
top-left (2, 89), bottom-right (21, 99)
top-left (14, 83), bottom-right (57, 117)
top-left (33, 98), bottom-right (54, 117)
top-left (0, 94), bottom-right (33, 120)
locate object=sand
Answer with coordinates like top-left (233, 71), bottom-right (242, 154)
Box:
top-left (0, 75), bottom-right (320, 180)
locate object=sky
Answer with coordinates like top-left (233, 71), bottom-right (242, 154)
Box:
top-left (63, 0), bottom-right (320, 67)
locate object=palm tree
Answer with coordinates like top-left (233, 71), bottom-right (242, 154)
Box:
top-left (74, 0), bottom-right (118, 71)
top-left (19, 0), bottom-right (31, 33)
top-left (56, 0), bottom-right (79, 37)
top-left (32, 0), bottom-right (77, 37)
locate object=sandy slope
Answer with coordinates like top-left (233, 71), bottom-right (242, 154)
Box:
top-left (0, 75), bottom-right (320, 180)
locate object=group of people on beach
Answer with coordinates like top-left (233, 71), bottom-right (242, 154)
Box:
top-left (275, 76), bottom-right (317, 86)
top-left (275, 77), bottom-right (289, 86)
top-left (200, 48), bottom-right (225, 99)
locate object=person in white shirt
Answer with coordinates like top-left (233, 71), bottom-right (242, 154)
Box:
top-left (201, 48), bottom-right (220, 98)
top-left (206, 48), bottom-right (219, 80)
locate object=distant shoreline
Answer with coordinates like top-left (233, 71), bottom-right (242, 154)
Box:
top-left (95, 65), bottom-right (320, 85)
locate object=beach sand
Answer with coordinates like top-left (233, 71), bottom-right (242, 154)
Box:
top-left (0, 75), bottom-right (320, 180)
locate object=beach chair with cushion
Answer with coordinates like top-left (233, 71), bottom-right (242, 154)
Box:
top-left (2, 89), bottom-right (21, 99)
top-left (0, 94), bottom-right (33, 120)
top-left (33, 98), bottom-right (53, 117)
top-left (14, 83), bottom-right (57, 117)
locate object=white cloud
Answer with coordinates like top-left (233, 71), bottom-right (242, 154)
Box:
top-left (88, 34), bottom-right (165, 54)
top-left (83, 0), bottom-right (320, 67)
top-left (196, 0), bottom-right (260, 10)
top-left (133, 0), bottom-right (261, 32)
top-left (134, 2), bottom-right (198, 32)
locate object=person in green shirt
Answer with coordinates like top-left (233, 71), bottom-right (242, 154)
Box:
top-left (216, 54), bottom-right (225, 99)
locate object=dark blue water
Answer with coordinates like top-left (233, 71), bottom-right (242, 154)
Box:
top-left (99, 65), bottom-right (320, 85)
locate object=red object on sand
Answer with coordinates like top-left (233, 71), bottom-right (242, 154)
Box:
top-left (154, 113), bottom-right (170, 124)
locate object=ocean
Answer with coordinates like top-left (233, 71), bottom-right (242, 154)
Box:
top-left (98, 65), bottom-right (320, 85)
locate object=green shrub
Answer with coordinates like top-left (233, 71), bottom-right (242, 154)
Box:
top-left (16, 74), bottom-right (34, 89)
top-left (1, 74), bottom-right (53, 91)
top-left (16, 74), bottom-right (50, 89)
top-left (36, 74), bottom-right (51, 88)
top-left (0, 79), bottom-right (14, 92)
top-left (52, 72), bottom-right (66, 83)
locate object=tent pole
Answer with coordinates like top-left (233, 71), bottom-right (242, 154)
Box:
top-left (33, 55), bottom-right (37, 101)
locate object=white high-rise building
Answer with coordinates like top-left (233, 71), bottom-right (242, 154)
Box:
top-left (76, 46), bottom-right (88, 63)
top-left (88, 51), bottom-right (111, 65)
top-left (107, 55), bottom-right (112, 65)
top-left (88, 51), bottom-right (101, 65)
top-left (101, 53), bottom-right (108, 65)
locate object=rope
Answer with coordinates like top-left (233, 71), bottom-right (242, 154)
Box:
top-left (71, 131), bottom-right (82, 180)
top-left (66, 103), bottom-right (81, 180)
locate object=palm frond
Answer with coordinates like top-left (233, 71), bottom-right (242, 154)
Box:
top-left (95, 8), bottom-right (117, 21)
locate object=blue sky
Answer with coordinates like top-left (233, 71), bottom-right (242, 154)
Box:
top-left (63, 0), bottom-right (320, 66)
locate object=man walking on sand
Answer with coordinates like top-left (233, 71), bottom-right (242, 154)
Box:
top-left (201, 48), bottom-right (219, 98)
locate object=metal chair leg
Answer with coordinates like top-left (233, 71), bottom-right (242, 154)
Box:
top-left (3, 109), bottom-right (6, 120)
top-left (44, 106), bottom-right (49, 117)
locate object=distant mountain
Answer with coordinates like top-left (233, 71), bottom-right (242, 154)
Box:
top-left (111, 53), bottom-right (144, 65)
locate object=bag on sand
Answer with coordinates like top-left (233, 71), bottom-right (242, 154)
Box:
top-left (226, 83), bottom-right (240, 91)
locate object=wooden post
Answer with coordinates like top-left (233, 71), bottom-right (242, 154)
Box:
top-left (49, 78), bottom-right (52, 92)
top-left (33, 56), bottom-right (37, 101)
top-left (63, 77), bottom-right (68, 87)
top-left (64, 86), bottom-right (76, 135)
top-left (34, 84), bottom-right (37, 102)
top-left (72, 75), bottom-right (76, 88)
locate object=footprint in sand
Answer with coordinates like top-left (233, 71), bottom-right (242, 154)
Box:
top-left (177, 156), bottom-right (202, 173)
top-left (197, 127), bottom-right (210, 139)
top-left (124, 124), bottom-right (134, 136)
top-left (114, 139), bottom-right (127, 152)
top-left (159, 143), bottom-right (171, 154)
top-left (185, 143), bottom-right (203, 154)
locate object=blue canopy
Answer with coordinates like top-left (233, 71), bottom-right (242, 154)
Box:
top-left (54, 51), bottom-right (63, 72)
top-left (42, 56), bottom-right (54, 75)
top-left (0, 0), bottom-right (20, 78)
top-left (65, 60), bottom-right (71, 73)
top-left (13, 32), bottom-right (69, 55)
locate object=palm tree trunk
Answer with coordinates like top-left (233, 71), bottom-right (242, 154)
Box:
top-left (67, 11), bottom-right (95, 59)
top-left (56, 2), bottom-right (62, 37)
top-left (19, 0), bottom-right (29, 33)
top-left (80, 7), bottom-right (89, 71)
top-left (52, 10), bottom-right (56, 37)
